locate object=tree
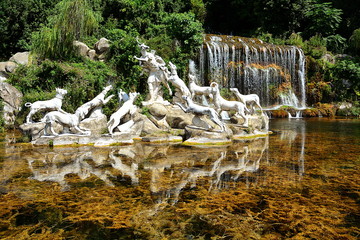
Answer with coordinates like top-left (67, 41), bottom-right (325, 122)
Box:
top-left (31, 0), bottom-right (100, 60)
top-left (303, 1), bottom-right (342, 38)
top-left (0, 0), bottom-right (60, 60)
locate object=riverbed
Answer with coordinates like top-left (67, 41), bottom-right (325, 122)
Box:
top-left (0, 118), bottom-right (359, 239)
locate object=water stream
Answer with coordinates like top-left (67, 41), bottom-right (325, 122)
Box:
top-left (0, 118), bottom-right (359, 239)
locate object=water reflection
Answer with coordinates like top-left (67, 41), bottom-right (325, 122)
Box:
top-left (274, 119), bottom-right (306, 178)
top-left (26, 137), bottom-right (269, 204)
top-left (1, 119), bottom-right (359, 239)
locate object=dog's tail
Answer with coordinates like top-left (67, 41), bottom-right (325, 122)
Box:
top-left (25, 102), bottom-right (32, 107)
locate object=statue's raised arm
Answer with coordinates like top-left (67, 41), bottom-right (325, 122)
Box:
top-left (134, 41), bottom-right (172, 105)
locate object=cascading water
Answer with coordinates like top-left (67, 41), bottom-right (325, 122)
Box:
top-left (198, 34), bottom-right (306, 108)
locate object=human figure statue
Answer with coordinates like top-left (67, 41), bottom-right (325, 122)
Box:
top-left (134, 41), bottom-right (172, 105)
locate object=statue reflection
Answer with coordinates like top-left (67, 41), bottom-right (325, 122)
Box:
top-left (27, 138), bottom-right (269, 207)
top-left (27, 148), bottom-right (115, 190)
top-left (146, 137), bottom-right (269, 207)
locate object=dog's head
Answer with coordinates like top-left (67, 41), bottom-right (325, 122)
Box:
top-left (56, 88), bottom-right (68, 96)
top-left (104, 85), bottom-right (113, 92)
top-left (139, 43), bottom-right (150, 50)
top-left (129, 92), bottom-right (139, 101)
top-left (210, 82), bottom-right (219, 93)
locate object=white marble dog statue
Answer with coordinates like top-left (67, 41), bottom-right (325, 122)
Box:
top-left (107, 91), bottom-right (139, 135)
top-left (25, 88), bottom-right (68, 124)
top-left (42, 108), bottom-right (90, 136)
top-left (210, 82), bottom-right (249, 127)
top-left (230, 88), bottom-right (262, 114)
top-left (176, 95), bottom-right (225, 132)
top-left (75, 85), bottom-right (114, 119)
top-left (188, 71), bottom-right (213, 100)
top-left (167, 62), bottom-right (191, 98)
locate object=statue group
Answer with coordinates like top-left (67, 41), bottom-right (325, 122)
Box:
top-left (21, 41), bottom-right (267, 144)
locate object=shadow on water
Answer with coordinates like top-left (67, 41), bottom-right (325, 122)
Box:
top-left (0, 118), bottom-right (359, 239)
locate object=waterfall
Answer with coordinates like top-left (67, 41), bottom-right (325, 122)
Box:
top-left (198, 34), bottom-right (307, 108)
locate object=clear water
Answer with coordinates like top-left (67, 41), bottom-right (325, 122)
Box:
top-left (0, 118), bottom-right (359, 239)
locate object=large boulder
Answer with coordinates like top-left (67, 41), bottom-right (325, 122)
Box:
top-left (9, 52), bottom-right (30, 65)
top-left (79, 114), bottom-right (108, 136)
top-left (73, 41), bottom-right (90, 57)
top-left (0, 61), bottom-right (18, 78)
top-left (94, 38), bottom-right (110, 54)
top-left (0, 82), bottom-right (23, 124)
top-left (147, 103), bottom-right (193, 129)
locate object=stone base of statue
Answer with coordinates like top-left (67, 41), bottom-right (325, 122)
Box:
top-left (230, 114), bottom-right (269, 139)
top-left (182, 125), bottom-right (232, 146)
top-left (79, 114), bottom-right (108, 136)
top-left (147, 103), bottom-right (193, 129)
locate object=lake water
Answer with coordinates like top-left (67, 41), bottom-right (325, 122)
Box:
top-left (0, 118), bottom-right (359, 239)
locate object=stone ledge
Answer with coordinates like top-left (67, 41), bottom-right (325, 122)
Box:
top-left (182, 137), bottom-right (232, 146)
top-left (33, 133), bottom-right (136, 147)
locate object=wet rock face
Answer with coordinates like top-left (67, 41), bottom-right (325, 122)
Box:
top-left (0, 82), bottom-right (23, 124)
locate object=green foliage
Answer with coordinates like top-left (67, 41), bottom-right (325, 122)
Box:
top-left (163, 12), bottom-right (203, 54)
top-left (286, 33), bottom-right (305, 48)
top-left (31, 0), bottom-right (100, 60)
top-left (349, 29), bottom-right (360, 56)
top-left (330, 58), bottom-right (360, 101)
top-left (8, 60), bottom-right (117, 115)
top-left (336, 106), bottom-right (360, 117)
top-left (105, 29), bottom-right (144, 93)
top-left (325, 34), bottom-right (347, 54)
top-left (0, 0), bottom-right (61, 60)
top-left (260, 0), bottom-right (308, 36)
top-left (190, 0), bottom-right (206, 22)
top-left (303, 1), bottom-right (342, 38)
top-left (304, 34), bottom-right (327, 59)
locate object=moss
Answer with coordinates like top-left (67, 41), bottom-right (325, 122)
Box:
top-left (270, 109), bottom-right (288, 118)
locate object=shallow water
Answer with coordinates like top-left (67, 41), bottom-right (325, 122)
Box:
top-left (0, 118), bottom-right (359, 239)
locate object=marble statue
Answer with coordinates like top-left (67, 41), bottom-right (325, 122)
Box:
top-left (167, 62), bottom-right (191, 101)
top-left (230, 88), bottom-right (262, 114)
top-left (43, 108), bottom-right (90, 136)
top-left (25, 88), bottom-right (68, 124)
top-left (75, 85), bottom-right (114, 119)
top-left (134, 42), bottom-right (172, 105)
top-left (107, 91), bottom-right (139, 135)
top-left (210, 82), bottom-right (249, 126)
top-left (188, 71), bottom-right (213, 100)
top-left (176, 95), bottom-right (225, 132)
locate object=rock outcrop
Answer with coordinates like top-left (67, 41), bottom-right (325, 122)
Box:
top-left (0, 82), bottom-right (23, 124)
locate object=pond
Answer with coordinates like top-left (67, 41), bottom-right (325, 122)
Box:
top-left (0, 118), bottom-right (359, 239)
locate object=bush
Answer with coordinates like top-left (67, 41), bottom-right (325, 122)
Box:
top-left (330, 58), bottom-right (360, 102)
top-left (304, 34), bottom-right (327, 59)
top-left (349, 28), bottom-right (360, 56)
top-left (8, 59), bottom-right (117, 117)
